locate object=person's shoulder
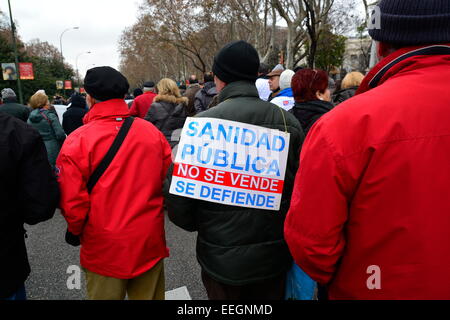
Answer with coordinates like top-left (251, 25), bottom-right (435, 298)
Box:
top-left (132, 116), bottom-right (165, 132)
top-left (322, 88), bottom-right (383, 126)
top-left (134, 93), bottom-right (151, 103)
top-left (0, 112), bottom-right (39, 143)
top-left (131, 117), bottom-right (171, 147)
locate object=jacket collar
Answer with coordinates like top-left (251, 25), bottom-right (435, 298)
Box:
top-left (83, 99), bottom-right (130, 124)
top-left (358, 44), bottom-right (450, 95)
top-left (219, 81), bottom-right (259, 103)
top-left (278, 88), bottom-right (293, 98)
top-left (294, 100), bottom-right (334, 112)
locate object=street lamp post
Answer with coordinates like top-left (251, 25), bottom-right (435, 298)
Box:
top-left (7, 0), bottom-right (24, 104)
top-left (76, 51), bottom-right (91, 91)
top-left (59, 27), bottom-right (79, 97)
top-left (59, 27), bottom-right (79, 62)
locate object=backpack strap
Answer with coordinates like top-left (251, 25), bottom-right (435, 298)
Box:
top-left (87, 117), bottom-right (135, 194)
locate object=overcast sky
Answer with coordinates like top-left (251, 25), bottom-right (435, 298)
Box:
top-left (3, 0), bottom-right (140, 76)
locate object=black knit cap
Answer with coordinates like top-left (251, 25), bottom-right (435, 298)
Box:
top-left (143, 81), bottom-right (155, 88)
top-left (84, 66), bottom-right (130, 102)
top-left (213, 40), bottom-right (260, 84)
top-left (369, 0), bottom-right (450, 45)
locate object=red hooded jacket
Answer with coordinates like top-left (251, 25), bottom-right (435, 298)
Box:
top-left (285, 45), bottom-right (450, 299)
top-left (130, 91), bottom-right (157, 118)
top-left (56, 99), bottom-right (172, 279)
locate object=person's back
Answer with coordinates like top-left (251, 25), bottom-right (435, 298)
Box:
top-left (332, 86), bottom-right (358, 105)
top-left (59, 103), bottom-right (171, 277)
top-left (0, 89), bottom-right (30, 122)
top-left (194, 77), bottom-right (217, 114)
top-left (57, 67), bottom-right (171, 300)
top-left (27, 92), bottom-right (66, 168)
top-left (285, 0), bottom-right (450, 299)
top-left (129, 82), bottom-right (157, 118)
top-left (165, 41), bottom-right (304, 300)
top-left (145, 79), bottom-right (189, 149)
top-left (332, 72), bottom-right (364, 105)
top-left (183, 81), bottom-right (201, 116)
top-left (62, 94), bottom-right (87, 135)
top-left (0, 113), bottom-right (58, 300)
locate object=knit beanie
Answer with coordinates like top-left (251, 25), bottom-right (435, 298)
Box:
top-left (369, 0), bottom-right (450, 45)
top-left (84, 66), bottom-right (129, 102)
top-left (1, 88), bottom-right (16, 101)
top-left (213, 41), bottom-right (260, 84)
top-left (279, 70), bottom-right (295, 91)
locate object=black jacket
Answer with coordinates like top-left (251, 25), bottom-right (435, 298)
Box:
top-left (62, 105), bottom-right (87, 136)
top-left (332, 86), bottom-right (358, 105)
top-left (164, 81), bottom-right (304, 286)
top-left (144, 95), bottom-right (189, 148)
top-left (290, 100), bottom-right (334, 136)
top-left (194, 82), bottom-right (217, 114)
top-left (0, 113), bottom-right (59, 298)
top-left (0, 100), bottom-right (30, 122)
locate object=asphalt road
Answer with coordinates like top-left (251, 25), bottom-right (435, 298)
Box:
top-left (24, 210), bottom-right (207, 300)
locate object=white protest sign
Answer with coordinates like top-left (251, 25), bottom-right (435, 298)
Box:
top-left (169, 117), bottom-right (290, 211)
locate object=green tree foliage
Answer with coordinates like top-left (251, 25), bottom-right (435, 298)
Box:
top-left (313, 29), bottom-right (347, 73)
top-left (0, 13), bottom-right (75, 103)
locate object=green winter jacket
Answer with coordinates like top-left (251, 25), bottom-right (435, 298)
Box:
top-left (27, 108), bottom-right (66, 168)
top-left (164, 81), bottom-right (305, 285)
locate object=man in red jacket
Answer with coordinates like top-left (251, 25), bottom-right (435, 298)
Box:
top-left (56, 67), bottom-right (172, 300)
top-left (285, 0), bottom-right (450, 300)
top-left (129, 81), bottom-right (157, 118)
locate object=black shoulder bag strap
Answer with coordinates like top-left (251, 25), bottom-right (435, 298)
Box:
top-left (87, 116), bottom-right (135, 194)
top-left (65, 117), bottom-right (135, 247)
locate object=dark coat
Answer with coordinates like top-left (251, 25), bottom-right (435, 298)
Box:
top-left (0, 100), bottom-right (30, 122)
top-left (144, 94), bottom-right (189, 148)
top-left (194, 82), bottom-right (217, 114)
top-left (290, 100), bottom-right (334, 136)
top-left (332, 86), bottom-right (358, 105)
top-left (62, 96), bottom-right (88, 135)
top-left (28, 109), bottom-right (66, 168)
top-left (183, 83), bottom-right (201, 116)
top-left (0, 113), bottom-right (59, 298)
top-left (164, 81), bottom-right (305, 286)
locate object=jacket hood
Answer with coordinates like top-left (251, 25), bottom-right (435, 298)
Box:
top-left (154, 94), bottom-right (188, 105)
top-left (28, 109), bottom-right (45, 123)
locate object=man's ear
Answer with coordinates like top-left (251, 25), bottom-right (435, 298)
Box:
top-left (86, 94), bottom-right (95, 109)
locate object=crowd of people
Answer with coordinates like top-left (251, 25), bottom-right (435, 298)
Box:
top-left (1, 0), bottom-right (449, 301)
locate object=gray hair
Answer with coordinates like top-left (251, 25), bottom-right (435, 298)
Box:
top-left (1, 88), bottom-right (16, 101)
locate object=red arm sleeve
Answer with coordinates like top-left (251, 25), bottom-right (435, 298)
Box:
top-left (129, 100), bottom-right (139, 117)
top-left (284, 120), bottom-right (350, 285)
top-left (56, 141), bottom-right (90, 236)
